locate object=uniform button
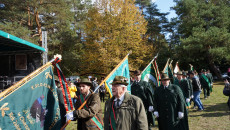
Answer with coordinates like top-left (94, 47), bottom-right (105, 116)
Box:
top-left (166, 109), bottom-right (168, 111)
top-left (166, 116), bottom-right (168, 118)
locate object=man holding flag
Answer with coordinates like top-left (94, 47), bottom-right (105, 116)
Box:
top-left (66, 78), bottom-right (103, 130)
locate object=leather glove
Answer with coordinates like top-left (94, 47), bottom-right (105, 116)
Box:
top-left (66, 111), bottom-right (74, 121)
top-left (154, 111), bottom-right (159, 118)
top-left (186, 98), bottom-right (190, 103)
top-left (178, 112), bottom-right (184, 119)
top-left (191, 95), bottom-right (194, 99)
top-left (148, 106), bottom-right (154, 112)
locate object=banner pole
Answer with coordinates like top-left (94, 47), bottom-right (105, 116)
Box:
top-left (141, 53), bottom-right (158, 75)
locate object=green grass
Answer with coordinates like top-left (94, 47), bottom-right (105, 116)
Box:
top-left (66, 81), bottom-right (230, 130)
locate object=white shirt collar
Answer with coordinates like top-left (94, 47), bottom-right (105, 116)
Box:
top-left (114, 92), bottom-right (125, 106)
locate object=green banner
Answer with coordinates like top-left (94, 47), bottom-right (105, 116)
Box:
top-left (141, 63), bottom-right (158, 89)
top-left (0, 65), bottom-right (62, 130)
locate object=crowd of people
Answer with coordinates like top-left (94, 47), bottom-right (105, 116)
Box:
top-left (61, 68), bottom-right (219, 130)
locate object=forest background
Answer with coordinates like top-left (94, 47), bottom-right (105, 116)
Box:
top-left (1, 0), bottom-right (230, 78)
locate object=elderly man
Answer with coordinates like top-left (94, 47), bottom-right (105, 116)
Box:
top-left (104, 76), bottom-right (148, 130)
top-left (154, 73), bottom-right (189, 130)
top-left (66, 78), bottom-right (103, 130)
top-left (131, 70), bottom-right (155, 129)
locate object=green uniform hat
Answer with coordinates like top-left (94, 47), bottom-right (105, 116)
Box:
top-left (182, 71), bottom-right (187, 76)
top-left (111, 76), bottom-right (128, 86)
top-left (76, 78), bottom-right (92, 87)
top-left (177, 71), bottom-right (183, 75)
top-left (159, 73), bottom-right (172, 81)
top-left (134, 70), bottom-right (141, 75)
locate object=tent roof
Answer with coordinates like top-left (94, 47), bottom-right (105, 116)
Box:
top-left (0, 30), bottom-right (45, 54)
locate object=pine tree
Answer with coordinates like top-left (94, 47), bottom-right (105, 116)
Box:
top-left (173, 0), bottom-right (230, 78)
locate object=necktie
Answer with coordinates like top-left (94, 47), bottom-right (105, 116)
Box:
top-left (116, 99), bottom-right (120, 108)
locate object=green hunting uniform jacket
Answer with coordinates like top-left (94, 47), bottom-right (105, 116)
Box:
top-left (175, 79), bottom-right (191, 99)
top-left (154, 84), bottom-right (189, 130)
top-left (206, 73), bottom-right (213, 85)
top-left (104, 92), bottom-right (148, 130)
top-left (73, 90), bottom-right (103, 130)
top-left (200, 74), bottom-right (211, 89)
top-left (187, 78), bottom-right (193, 97)
top-left (131, 80), bottom-right (155, 126)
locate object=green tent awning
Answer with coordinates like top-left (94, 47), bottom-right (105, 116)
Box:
top-left (0, 30), bottom-right (45, 53)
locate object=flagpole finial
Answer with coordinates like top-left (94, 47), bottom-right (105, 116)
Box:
top-left (54, 54), bottom-right (62, 60)
top-left (128, 50), bottom-right (132, 55)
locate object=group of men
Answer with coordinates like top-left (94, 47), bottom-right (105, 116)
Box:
top-left (64, 69), bottom-right (213, 130)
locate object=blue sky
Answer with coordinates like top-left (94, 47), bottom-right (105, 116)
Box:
top-left (153, 0), bottom-right (177, 21)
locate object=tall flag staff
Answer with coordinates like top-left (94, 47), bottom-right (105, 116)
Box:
top-left (174, 61), bottom-right (180, 74)
top-left (189, 64), bottom-right (194, 71)
top-left (103, 51), bottom-right (131, 97)
top-left (152, 56), bottom-right (161, 87)
top-left (163, 58), bottom-right (170, 75)
top-left (141, 53), bottom-right (159, 89)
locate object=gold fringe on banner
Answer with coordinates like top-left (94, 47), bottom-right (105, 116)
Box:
top-left (0, 62), bottom-right (53, 101)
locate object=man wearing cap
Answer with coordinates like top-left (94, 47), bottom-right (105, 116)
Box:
top-left (153, 73), bottom-right (189, 130)
top-left (66, 78), bottom-right (103, 130)
top-left (176, 71), bottom-right (191, 108)
top-left (200, 69), bottom-right (211, 99)
top-left (104, 76), bottom-right (148, 130)
top-left (131, 70), bottom-right (155, 129)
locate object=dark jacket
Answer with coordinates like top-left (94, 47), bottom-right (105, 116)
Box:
top-left (200, 74), bottom-right (210, 89)
top-left (175, 79), bottom-right (191, 99)
top-left (104, 92), bottom-right (148, 130)
top-left (73, 90), bottom-right (103, 130)
top-left (223, 84), bottom-right (230, 110)
top-left (187, 78), bottom-right (193, 97)
top-left (57, 87), bottom-right (67, 127)
top-left (192, 76), bottom-right (202, 92)
top-left (131, 80), bottom-right (155, 126)
top-left (154, 84), bottom-right (189, 130)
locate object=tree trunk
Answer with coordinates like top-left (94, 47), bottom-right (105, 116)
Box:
top-left (206, 52), bottom-right (222, 79)
top-left (35, 11), bottom-right (42, 46)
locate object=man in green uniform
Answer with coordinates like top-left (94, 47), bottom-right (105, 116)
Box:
top-left (200, 69), bottom-right (211, 99)
top-left (66, 78), bottom-right (103, 130)
top-left (175, 71), bottom-right (191, 107)
top-left (206, 70), bottom-right (214, 89)
top-left (131, 70), bottom-right (155, 129)
top-left (183, 71), bottom-right (193, 101)
top-left (154, 73), bottom-right (189, 130)
top-left (104, 76), bottom-right (148, 130)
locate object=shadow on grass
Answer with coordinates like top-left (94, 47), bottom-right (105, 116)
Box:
top-left (189, 103), bottom-right (230, 117)
top-left (214, 81), bottom-right (225, 86)
top-left (204, 103), bottom-right (228, 112)
top-left (189, 111), bottom-right (229, 117)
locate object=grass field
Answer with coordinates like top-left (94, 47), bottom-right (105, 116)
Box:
top-left (66, 81), bottom-right (230, 130)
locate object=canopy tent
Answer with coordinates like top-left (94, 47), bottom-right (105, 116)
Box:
top-left (0, 30), bottom-right (45, 54)
top-left (0, 30), bottom-right (45, 91)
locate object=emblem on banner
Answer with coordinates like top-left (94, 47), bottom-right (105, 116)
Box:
top-left (45, 72), bottom-right (52, 79)
top-left (0, 103), bottom-right (9, 117)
